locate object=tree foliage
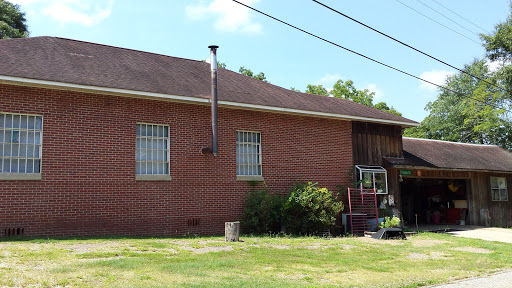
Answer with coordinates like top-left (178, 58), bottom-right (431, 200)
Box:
top-left (404, 59), bottom-right (512, 150)
top-left (0, 0), bottom-right (28, 39)
top-left (239, 66), bottom-right (268, 82)
top-left (405, 7), bottom-right (512, 150)
top-left (305, 80), bottom-right (403, 116)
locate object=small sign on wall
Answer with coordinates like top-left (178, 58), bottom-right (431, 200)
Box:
top-left (400, 170), bottom-right (411, 176)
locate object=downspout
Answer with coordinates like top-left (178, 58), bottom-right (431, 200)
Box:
top-left (201, 45), bottom-right (219, 156)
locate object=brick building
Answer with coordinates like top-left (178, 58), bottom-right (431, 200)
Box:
top-left (0, 37), bottom-right (420, 236)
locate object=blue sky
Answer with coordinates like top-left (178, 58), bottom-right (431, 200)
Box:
top-left (11, 0), bottom-right (511, 122)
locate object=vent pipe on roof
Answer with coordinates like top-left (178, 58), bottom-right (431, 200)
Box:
top-left (201, 45), bottom-right (219, 157)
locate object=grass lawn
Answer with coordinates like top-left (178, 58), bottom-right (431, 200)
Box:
top-left (0, 233), bottom-right (511, 287)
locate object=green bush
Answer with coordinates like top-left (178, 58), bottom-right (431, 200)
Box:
top-left (240, 187), bottom-right (284, 234)
top-left (379, 216), bottom-right (401, 228)
top-left (282, 182), bottom-right (344, 235)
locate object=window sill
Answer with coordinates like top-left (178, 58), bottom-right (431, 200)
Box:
top-left (237, 175), bottom-right (264, 181)
top-left (136, 175), bottom-right (172, 181)
top-left (0, 173), bottom-right (42, 181)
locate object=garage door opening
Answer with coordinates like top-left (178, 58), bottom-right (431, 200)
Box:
top-left (400, 178), bottom-right (468, 226)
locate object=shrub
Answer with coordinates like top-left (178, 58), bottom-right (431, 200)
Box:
top-left (282, 182), bottom-right (344, 235)
top-left (379, 216), bottom-right (401, 228)
top-left (240, 187), bottom-right (284, 234)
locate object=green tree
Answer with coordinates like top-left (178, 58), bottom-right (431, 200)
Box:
top-left (0, 0), bottom-right (28, 39)
top-left (404, 59), bottom-right (511, 150)
top-left (239, 66), bottom-right (268, 82)
top-left (305, 84), bottom-right (328, 96)
top-left (481, 5), bottom-right (512, 96)
top-left (305, 79), bottom-right (403, 116)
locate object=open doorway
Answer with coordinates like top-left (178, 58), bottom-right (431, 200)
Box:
top-left (400, 178), bottom-right (468, 226)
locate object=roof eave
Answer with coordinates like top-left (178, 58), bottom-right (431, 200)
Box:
top-left (0, 75), bottom-right (419, 128)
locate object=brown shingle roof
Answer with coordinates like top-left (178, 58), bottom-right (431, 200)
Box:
top-left (0, 36), bottom-right (417, 126)
top-left (401, 138), bottom-right (512, 172)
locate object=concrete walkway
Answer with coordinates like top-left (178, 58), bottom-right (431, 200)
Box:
top-left (447, 226), bottom-right (512, 243)
top-left (431, 271), bottom-right (512, 288)
top-left (417, 225), bottom-right (512, 243)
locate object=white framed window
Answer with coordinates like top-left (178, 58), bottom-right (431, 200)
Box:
top-left (355, 165), bottom-right (388, 194)
top-left (236, 131), bottom-right (262, 176)
top-left (0, 113), bottom-right (43, 177)
top-left (136, 123), bottom-right (170, 176)
top-left (491, 177), bottom-right (508, 201)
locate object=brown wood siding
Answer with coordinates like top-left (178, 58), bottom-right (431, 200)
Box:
top-left (352, 122), bottom-right (403, 165)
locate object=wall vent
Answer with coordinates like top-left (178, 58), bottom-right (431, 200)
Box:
top-left (5, 228), bottom-right (24, 237)
top-left (187, 219), bottom-right (200, 227)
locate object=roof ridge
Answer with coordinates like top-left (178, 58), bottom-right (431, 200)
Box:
top-left (52, 36), bottom-right (207, 65)
top-left (403, 137), bottom-right (500, 148)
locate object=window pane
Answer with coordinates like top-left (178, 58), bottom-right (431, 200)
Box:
top-left (0, 114), bottom-right (4, 128)
top-left (35, 117), bottom-right (42, 130)
top-left (5, 114), bottom-right (13, 128)
top-left (20, 115), bottom-right (28, 129)
top-left (26, 159), bottom-right (33, 173)
top-left (27, 116), bottom-right (34, 129)
top-left (11, 144), bottom-right (19, 157)
top-left (141, 125), bottom-right (147, 137)
top-left (19, 159), bottom-right (26, 173)
top-left (34, 160), bottom-right (40, 173)
top-left (35, 132), bottom-right (41, 145)
top-left (34, 145), bottom-right (41, 158)
top-left (13, 115), bottom-right (20, 128)
top-left (2, 159), bottom-right (10, 173)
top-left (499, 189), bottom-right (508, 201)
top-left (0, 129), bottom-right (4, 143)
top-left (490, 177), bottom-right (498, 189)
top-left (10, 160), bottom-right (18, 173)
top-left (135, 162), bottom-right (141, 174)
top-left (136, 124), bottom-right (141, 136)
top-left (374, 173), bottom-right (386, 194)
top-left (19, 144), bottom-right (27, 157)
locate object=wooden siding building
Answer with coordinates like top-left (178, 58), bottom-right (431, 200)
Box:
top-left (353, 124), bottom-right (512, 228)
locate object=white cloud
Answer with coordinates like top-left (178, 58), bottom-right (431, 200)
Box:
top-left (186, 0), bottom-right (262, 34)
top-left (364, 83), bottom-right (384, 101)
top-left (315, 73), bottom-right (344, 87)
top-left (11, 0), bottom-right (114, 27)
top-left (419, 70), bottom-right (456, 91)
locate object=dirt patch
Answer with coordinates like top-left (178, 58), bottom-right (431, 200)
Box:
top-left (264, 244), bottom-right (290, 250)
top-left (407, 252), bottom-right (449, 260)
top-left (452, 247), bottom-right (493, 254)
top-left (409, 252), bottom-right (450, 260)
top-left (64, 242), bottom-right (129, 253)
top-left (407, 253), bottom-right (429, 260)
top-left (358, 237), bottom-right (405, 246)
top-left (411, 239), bottom-right (450, 247)
top-left (179, 246), bottom-right (234, 253)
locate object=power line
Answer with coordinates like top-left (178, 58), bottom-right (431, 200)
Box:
top-left (430, 0), bottom-right (490, 34)
top-left (312, 1), bottom-right (512, 100)
top-left (229, 0), bottom-right (510, 113)
top-left (413, 0), bottom-right (481, 37)
top-left (394, 0), bottom-right (480, 45)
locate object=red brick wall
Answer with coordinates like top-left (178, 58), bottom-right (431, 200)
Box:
top-left (0, 83), bottom-right (353, 236)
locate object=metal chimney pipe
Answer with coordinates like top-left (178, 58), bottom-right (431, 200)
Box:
top-left (209, 45), bottom-right (219, 157)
